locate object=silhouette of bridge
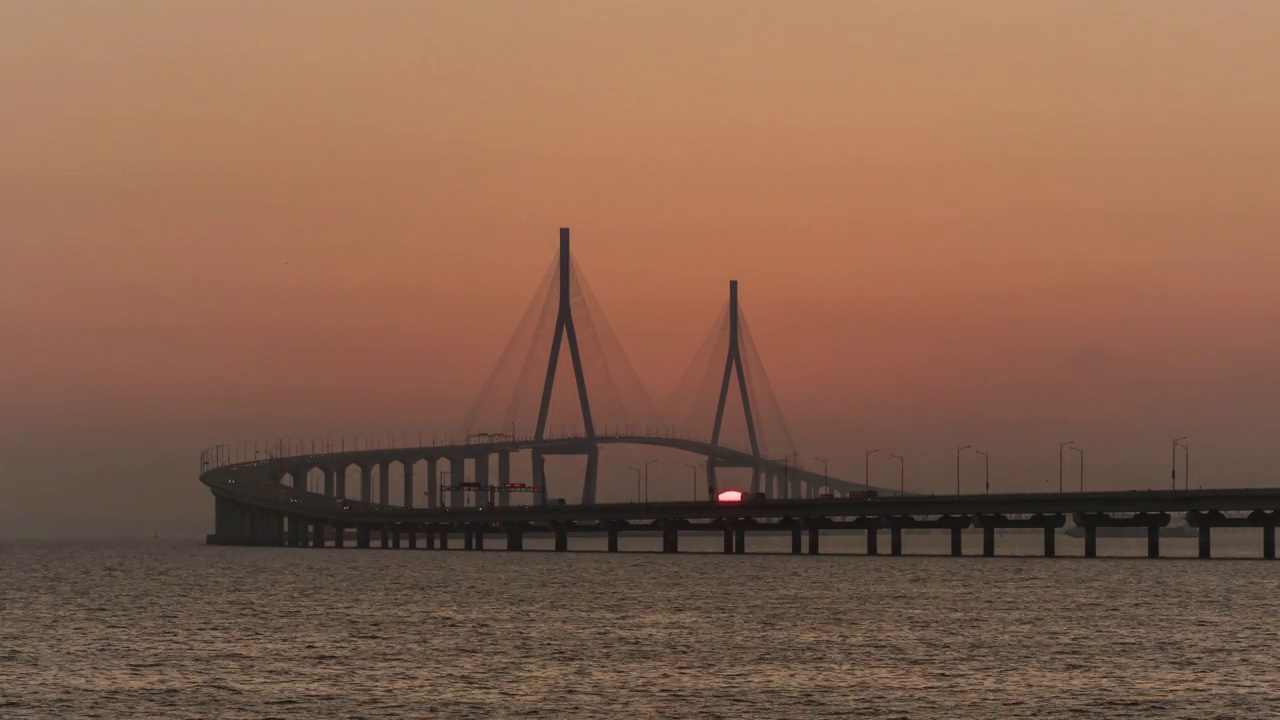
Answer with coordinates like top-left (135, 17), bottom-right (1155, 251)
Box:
top-left (200, 228), bottom-right (1280, 559)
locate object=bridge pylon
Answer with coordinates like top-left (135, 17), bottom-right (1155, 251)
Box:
top-left (532, 228), bottom-right (599, 504)
top-left (706, 280), bottom-right (762, 498)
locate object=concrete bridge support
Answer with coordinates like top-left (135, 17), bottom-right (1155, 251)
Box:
top-left (312, 520), bottom-right (326, 548)
top-left (360, 465), bottom-right (373, 503)
top-left (450, 456), bottom-right (466, 508)
top-left (950, 527), bottom-right (963, 556)
top-left (607, 527), bottom-right (619, 552)
top-left (498, 451), bottom-right (511, 507)
top-left (722, 528), bottom-right (733, 554)
top-left (661, 525), bottom-right (679, 553)
top-left (506, 527), bottom-right (523, 551)
top-left (379, 462), bottom-right (390, 506)
top-left (1147, 525), bottom-right (1160, 558)
top-left (391, 526), bottom-right (401, 549)
top-left (336, 464), bottom-right (348, 499)
top-left (1044, 527), bottom-right (1056, 558)
top-left (474, 528), bottom-right (485, 550)
top-left (554, 526), bottom-right (568, 552)
top-left (474, 454), bottom-right (490, 508)
top-left (982, 526), bottom-right (995, 557)
top-left (1084, 526), bottom-right (1097, 558)
top-left (356, 525), bottom-right (371, 549)
top-left (734, 527), bottom-right (746, 554)
top-left (463, 529), bottom-right (474, 550)
top-left (867, 528), bottom-right (879, 556)
top-left (1265, 526), bottom-right (1276, 560)
top-left (402, 461), bottom-right (415, 508)
top-left (324, 468), bottom-right (335, 497)
top-left (406, 525), bottom-right (417, 548)
top-left (1199, 526), bottom-right (1211, 559)
top-left (334, 524), bottom-right (345, 548)
top-left (426, 458), bottom-right (438, 508)
top-left (807, 526), bottom-right (820, 555)
top-left (891, 527), bottom-right (903, 556)
top-left (791, 526), bottom-right (802, 554)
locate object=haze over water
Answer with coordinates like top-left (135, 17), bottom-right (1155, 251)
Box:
top-left (4, 536), bottom-right (1279, 719)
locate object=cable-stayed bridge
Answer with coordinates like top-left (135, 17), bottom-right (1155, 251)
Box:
top-left (198, 229), bottom-right (1280, 560)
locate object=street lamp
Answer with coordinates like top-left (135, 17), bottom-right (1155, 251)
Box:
top-left (956, 445), bottom-right (971, 495)
top-left (684, 463), bottom-right (699, 501)
top-left (815, 457), bottom-right (829, 492)
top-left (629, 466), bottom-right (641, 502)
top-left (975, 450), bottom-right (989, 494)
top-left (1072, 445), bottom-right (1084, 492)
top-left (865, 450), bottom-right (878, 492)
top-left (1059, 441), bottom-right (1075, 493)
top-left (891, 454), bottom-right (904, 495)
top-left (1173, 437), bottom-right (1188, 490)
top-left (642, 460), bottom-right (657, 502)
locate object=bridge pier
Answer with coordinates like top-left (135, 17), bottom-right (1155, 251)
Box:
top-left (722, 528), bottom-right (733, 554)
top-left (950, 527), bottom-right (962, 556)
top-left (474, 454), bottom-right (490, 508)
top-left (475, 528), bottom-right (486, 550)
top-left (324, 468), bottom-right (335, 497)
top-left (1148, 525), bottom-right (1160, 558)
top-left (426, 458), bottom-right (438, 508)
top-left (1265, 526), bottom-right (1276, 560)
top-left (807, 526), bottom-right (820, 555)
top-left (506, 526), bottom-right (523, 551)
top-left (464, 529), bottom-right (474, 550)
top-left (498, 451), bottom-right (511, 507)
top-left (379, 461), bottom-right (390, 506)
top-left (1084, 526), bottom-right (1097, 558)
top-left (438, 528), bottom-right (449, 550)
top-left (734, 527), bottom-right (746, 554)
top-left (312, 520), bottom-right (326, 548)
top-left (982, 526), bottom-right (995, 557)
top-left (286, 517), bottom-right (301, 547)
top-left (1199, 526), bottom-right (1211, 559)
top-left (336, 464), bottom-right (348, 499)
top-left (403, 461), bottom-right (415, 508)
top-left (380, 525), bottom-right (390, 549)
top-left (607, 527), bottom-right (619, 552)
top-left (391, 527), bottom-right (401, 549)
top-left (356, 525), bottom-right (371, 549)
top-left (662, 525), bottom-right (679, 553)
top-left (790, 526), bottom-right (802, 554)
top-left (450, 456), bottom-right (466, 508)
top-left (334, 524), bottom-right (345, 548)
top-left (1044, 526), bottom-right (1056, 557)
top-left (359, 465), bottom-right (372, 503)
top-left (406, 525), bottom-right (417, 548)
top-left (891, 527), bottom-right (902, 556)
top-left (554, 527), bottom-right (568, 552)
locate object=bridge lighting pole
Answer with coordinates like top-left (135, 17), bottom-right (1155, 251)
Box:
top-left (1173, 437), bottom-right (1188, 490)
top-left (891, 454), bottom-right (904, 495)
top-left (865, 450), bottom-right (878, 492)
top-left (976, 451), bottom-right (989, 493)
top-left (685, 463), bottom-right (699, 501)
top-left (629, 467), bottom-right (641, 502)
top-left (956, 446), bottom-right (971, 494)
top-left (643, 460), bottom-right (657, 503)
top-left (1073, 446), bottom-right (1084, 492)
top-left (815, 457), bottom-right (829, 492)
top-left (1059, 441), bottom-right (1074, 493)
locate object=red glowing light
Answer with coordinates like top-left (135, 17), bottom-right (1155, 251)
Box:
top-left (717, 490), bottom-right (744, 503)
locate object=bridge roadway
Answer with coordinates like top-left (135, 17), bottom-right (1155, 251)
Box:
top-left (203, 449), bottom-right (1280, 559)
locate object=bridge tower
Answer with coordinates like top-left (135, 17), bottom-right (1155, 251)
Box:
top-left (531, 228), bottom-right (600, 504)
top-left (706, 280), bottom-right (762, 498)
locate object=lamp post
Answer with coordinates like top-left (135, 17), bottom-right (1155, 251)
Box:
top-left (642, 460), bottom-right (657, 502)
top-left (975, 450), bottom-right (989, 494)
top-left (815, 457), bottom-right (829, 492)
top-left (1173, 437), bottom-right (1188, 490)
top-left (865, 450), bottom-right (878, 493)
top-left (685, 463), bottom-right (699, 501)
top-left (891, 454), bottom-right (904, 495)
top-left (1072, 446), bottom-right (1084, 492)
top-left (629, 466), bottom-right (641, 502)
top-left (1059, 441), bottom-right (1075, 493)
top-left (956, 445), bottom-right (971, 494)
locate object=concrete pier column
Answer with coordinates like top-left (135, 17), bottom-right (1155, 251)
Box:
top-left (1084, 526), bottom-right (1097, 558)
top-left (891, 527), bottom-right (903, 556)
top-left (791, 526), bottom-right (802, 554)
top-left (1198, 526), bottom-right (1211, 559)
top-left (1044, 527), bottom-right (1056, 557)
top-left (360, 465), bottom-right (373, 503)
top-left (662, 526), bottom-right (679, 553)
top-left (312, 520), bottom-right (326, 548)
top-left (807, 526), bottom-right (820, 555)
top-left (982, 526), bottom-right (995, 557)
top-left (324, 468), bottom-right (335, 497)
top-left (378, 461), bottom-right (390, 506)
top-left (1148, 525), bottom-right (1160, 559)
top-left (474, 454), bottom-right (490, 508)
top-left (379, 526), bottom-right (390, 549)
top-left (498, 451), bottom-right (511, 507)
top-left (450, 456), bottom-right (466, 508)
top-left (356, 525), bottom-right (371, 549)
top-left (607, 528), bottom-right (619, 552)
top-left (407, 526), bottom-right (417, 549)
top-left (425, 527), bottom-right (436, 550)
top-left (723, 528), bottom-right (734, 554)
top-left (734, 527), bottom-right (745, 554)
top-left (554, 527), bottom-right (568, 552)
top-left (867, 528), bottom-right (879, 556)
top-left (464, 529), bottom-right (474, 550)
top-left (292, 469), bottom-right (306, 491)
top-left (506, 528), bottom-right (523, 551)
top-left (426, 458), bottom-right (438, 508)
top-left (402, 461), bottom-right (415, 508)
top-left (336, 465), bottom-right (348, 499)
top-left (333, 524), bottom-right (345, 548)
top-left (439, 528), bottom-right (449, 550)
top-left (950, 527), bottom-right (963, 556)
top-left (1265, 526), bottom-right (1276, 560)
top-left (287, 517), bottom-right (300, 547)
top-left (391, 527), bottom-right (402, 549)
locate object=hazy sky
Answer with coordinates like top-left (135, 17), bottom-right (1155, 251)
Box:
top-left (3, 2), bottom-right (1278, 536)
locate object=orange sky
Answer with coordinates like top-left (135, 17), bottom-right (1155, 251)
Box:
top-left (2, 2), bottom-right (1279, 535)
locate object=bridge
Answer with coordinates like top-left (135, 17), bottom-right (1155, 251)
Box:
top-left (200, 228), bottom-right (1280, 559)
